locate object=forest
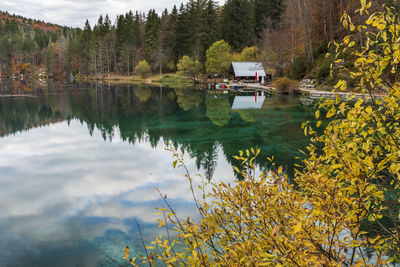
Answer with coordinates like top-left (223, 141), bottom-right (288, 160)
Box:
top-left (0, 0), bottom-right (398, 81)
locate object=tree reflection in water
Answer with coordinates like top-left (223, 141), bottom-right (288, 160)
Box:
top-left (0, 82), bottom-right (313, 179)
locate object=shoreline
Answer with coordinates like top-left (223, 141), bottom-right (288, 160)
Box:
top-left (75, 73), bottom-right (195, 87)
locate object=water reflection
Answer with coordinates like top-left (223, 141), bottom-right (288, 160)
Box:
top-left (231, 96), bottom-right (266, 110)
top-left (0, 82), bottom-right (313, 266)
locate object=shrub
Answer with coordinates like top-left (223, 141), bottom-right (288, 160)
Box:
top-left (177, 56), bottom-right (202, 83)
top-left (287, 56), bottom-right (307, 80)
top-left (313, 39), bottom-right (328, 59)
top-left (166, 60), bottom-right (176, 72)
top-left (273, 77), bottom-right (298, 94)
top-left (316, 60), bottom-right (331, 81)
top-left (125, 2), bottom-right (400, 265)
top-left (134, 60), bottom-right (151, 78)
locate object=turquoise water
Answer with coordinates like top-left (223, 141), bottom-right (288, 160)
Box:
top-left (0, 82), bottom-right (314, 266)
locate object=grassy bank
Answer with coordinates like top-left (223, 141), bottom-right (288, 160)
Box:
top-left (75, 73), bottom-right (194, 87)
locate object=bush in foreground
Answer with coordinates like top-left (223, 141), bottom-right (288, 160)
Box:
top-left (125, 2), bottom-right (400, 265)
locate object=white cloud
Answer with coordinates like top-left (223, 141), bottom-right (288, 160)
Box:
top-left (0, 120), bottom-right (236, 252)
top-left (0, 0), bottom-right (226, 28)
top-left (0, 112), bottom-right (248, 265)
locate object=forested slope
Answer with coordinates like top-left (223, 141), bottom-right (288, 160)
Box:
top-left (0, 0), bottom-right (398, 81)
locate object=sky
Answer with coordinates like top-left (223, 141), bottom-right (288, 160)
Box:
top-left (0, 119), bottom-right (234, 265)
top-left (0, 0), bottom-right (225, 28)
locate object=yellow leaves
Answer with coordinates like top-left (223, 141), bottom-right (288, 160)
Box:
top-left (334, 80), bottom-right (347, 91)
top-left (326, 106), bottom-right (336, 119)
top-left (382, 31), bottom-right (388, 42)
top-left (130, 257), bottom-right (137, 266)
top-left (172, 159), bottom-right (178, 168)
top-left (364, 156), bottom-right (374, 169)
top-left (277, 165), bottom-right (283, 175)
top-left (315, 110), bottom-right (320, 119)
top-left (271, 226), bottom-right (279, 236)
top-left (377, 21), bottom-right (387, 31)
top-left (157, 219), bottom-right (166, 228)
top-left (123, 246), bottom-right (129, 260)
top-left (293, 222), bottom-right (302, 233)
top-left (329, 164), bottom-right (344, 171)
top-left (142, 8), bottom-right (400, 260)
top-left (233, 166), bottom-right (240, 173)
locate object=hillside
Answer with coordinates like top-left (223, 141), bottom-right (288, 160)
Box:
top-left (0, 10), bottom-right (66, 33)
top-left (0, 0), bottom-right (397, 84)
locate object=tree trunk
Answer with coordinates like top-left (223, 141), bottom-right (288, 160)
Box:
top-left (323, 0), bottom-right (327, 40)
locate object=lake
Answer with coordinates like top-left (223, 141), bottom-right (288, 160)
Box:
top-left (0, 81), bottom-right (313, 266)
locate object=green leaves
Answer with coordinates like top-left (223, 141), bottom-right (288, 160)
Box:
top-left (177, 56), bottom-right (203, 82)
top-left (205, 40), bottom-right (232, 75)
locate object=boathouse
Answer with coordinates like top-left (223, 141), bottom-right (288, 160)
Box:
top-left (229, 62), bottom-right (269, 83)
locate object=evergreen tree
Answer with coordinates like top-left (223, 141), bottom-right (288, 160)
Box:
top-left (116, 14), bottom-right (127, 46)
top-left (103, 14), bottom-right (112, 33)
top-left (174, 4), bottom-right (193, 61)
top-left (205, 0), bottom-right (220, 46)
top-left (199, 0), bottom-right (220, 62)
top-left (222, 0), bottom-right (255, 51)
top-left (79, 19), bottom-right (92, 74)
top-left (143, 9), bottom-right (160, 63)
top-left (133, 11), bottom-right (142, 49)
top-left (254, 0), bottom-right (284, 36)
top-left (162, 6), bottom-right (177, 61)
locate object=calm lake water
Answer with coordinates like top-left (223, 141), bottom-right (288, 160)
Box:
top-left (0, 81), bottom-right (313, 266)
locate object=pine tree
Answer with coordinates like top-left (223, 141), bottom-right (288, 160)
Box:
top-left (254, 0), bottom-right (284, 36)
top-left (143, 9), bottom-right (160, 64)
top-left (163, 5), bottom-right (178, 64)
top-left (174, 4), bottom-right (192, 61)
top-left (133, 11), bottom-right (142, 49)
top-left (199, 0), bottom-right (220, 62)
top-left (79, 19), bottom-right (92, 74)
top-left (222, 0), bottom-right (255, 51)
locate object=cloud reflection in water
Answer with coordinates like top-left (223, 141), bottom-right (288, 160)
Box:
top-left (0, 119), bottom-right (234, 266)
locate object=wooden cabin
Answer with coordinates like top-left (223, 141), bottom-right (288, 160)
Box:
top-left (229, 62), bottom-right (270, 84)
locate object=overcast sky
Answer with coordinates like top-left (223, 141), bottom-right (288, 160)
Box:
top-left (0, 0), bottom-right (225, 28)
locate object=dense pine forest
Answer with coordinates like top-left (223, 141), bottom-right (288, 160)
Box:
top-left (0, 0), bottom-right (398, 81)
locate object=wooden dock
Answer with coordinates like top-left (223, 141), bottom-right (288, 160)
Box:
top-left (295, 79), bottom-right (387, 101)
top-left (296, 87), bottom-right (386, 101)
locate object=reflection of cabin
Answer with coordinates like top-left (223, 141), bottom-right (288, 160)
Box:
top-left (229, 62), bottom-right (271, 84)
top-left (231, 96), bottom-right (266, 110)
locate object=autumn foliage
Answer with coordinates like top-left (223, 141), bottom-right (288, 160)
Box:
top-left (120, 1), bottom-right (400, 266)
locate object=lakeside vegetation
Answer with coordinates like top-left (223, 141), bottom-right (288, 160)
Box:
top-left (1, 0), bottom-right (400, 265)
top-left (120, 1), bottom-right (400, 265)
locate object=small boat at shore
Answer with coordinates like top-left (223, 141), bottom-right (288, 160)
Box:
top-left (214, 83), bottom-right (244, 90)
